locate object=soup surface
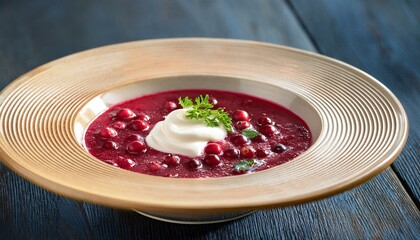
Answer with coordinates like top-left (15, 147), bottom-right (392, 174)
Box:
top-left (84, 89), bottom-right (311, 178)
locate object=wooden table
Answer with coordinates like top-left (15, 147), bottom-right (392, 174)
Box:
top-left (1, 0), bottom-right (418, 239)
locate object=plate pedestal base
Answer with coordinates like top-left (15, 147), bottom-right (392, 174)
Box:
top-left (134, 210), bottom-right (256, 224)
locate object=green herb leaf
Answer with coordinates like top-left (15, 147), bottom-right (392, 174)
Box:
top-left (242, 129), bottom-right (259, 139)
top-left (180, 94), bottom-right (232, 131)
top-left (233, 159), bottom-right (255, 172)
top-left (194, 95), bottom-right (213, 109)
top-left (178, 96), bottom-right (193, 108)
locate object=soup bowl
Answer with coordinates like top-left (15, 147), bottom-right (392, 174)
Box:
top-left (0, 39), bottom-right (408, 224)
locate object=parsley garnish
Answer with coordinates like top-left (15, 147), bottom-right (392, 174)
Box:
top-left (242, 129), bottom-right (259, 139)
top-left (178, 96), bottom-right (193, 108)
top-left (178, 95), bottom-right (232, 131)
top-left (233, 159), bottom-right (255, 172)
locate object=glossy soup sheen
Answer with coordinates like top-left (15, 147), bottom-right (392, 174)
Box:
top-left (84, 90), bottom-right (312, 178)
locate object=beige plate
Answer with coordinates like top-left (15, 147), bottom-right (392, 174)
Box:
top-left (0, 38), bottom-right (408, 215)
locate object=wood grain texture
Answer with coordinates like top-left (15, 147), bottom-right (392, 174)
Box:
top-left (1, 167), bottom-right (419, 239)
top-left (289, 0), bottom-right (420, 202)
top-left (0, 0), bottom-right (418, 239)
top-left (0, 0), bottom-right (315, 89)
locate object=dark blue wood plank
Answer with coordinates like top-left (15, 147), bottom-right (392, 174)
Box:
top-left (1, 167), bottom-right (419, 239)
top-left (0, 0), bottom-right (419, 239)
top-left (289, 0), bottom-right (420, 202)
top-left (0, 0), bottom-right (315, 90)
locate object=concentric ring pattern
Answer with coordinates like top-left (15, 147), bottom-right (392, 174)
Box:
top-left (0, 39), bottom-right (408, 213)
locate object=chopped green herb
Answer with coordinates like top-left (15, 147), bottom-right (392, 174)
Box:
top-left (233, 159), bottom-right (255, 172)
top-left (242, 129), bottom-right (259, 139)
top-left (178, 96), bottom-right (193, 108)
top-left (178, 94), bottom-right (232, 131)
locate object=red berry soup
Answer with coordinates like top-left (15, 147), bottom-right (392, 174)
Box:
top-left (84, 90), bottom-right (312, 178)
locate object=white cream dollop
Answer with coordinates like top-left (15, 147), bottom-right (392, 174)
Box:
top-left (145, 108), bottom-right (227, 157)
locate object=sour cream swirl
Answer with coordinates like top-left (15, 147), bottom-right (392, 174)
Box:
top-left (145, 108), bottom-right (227, 157)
